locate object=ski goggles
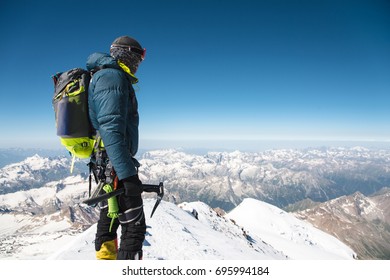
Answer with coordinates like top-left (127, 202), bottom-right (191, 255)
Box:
top-left (110, 44), bottom-right (146, 60)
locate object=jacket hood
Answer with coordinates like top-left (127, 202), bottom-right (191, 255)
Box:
top-left (86, 52), bottom-right (118, 71)
top-left (86, 52), bottom-right (138, 84)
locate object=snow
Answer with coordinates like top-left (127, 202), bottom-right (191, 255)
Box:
top-left (0, 214), bottom-right (32, 235)
top-left (48, 199), bottom-right (285, 260)
top-left (0, 175), bottom-right (87, 210)
top-left (45, 198), bottom-right (354, 260)
top-left (0, 212), bottom-right (76, 259)
top-left (226, 198), bottom-right (355, 260)
top-left (0, 149), bottom-right (363, 261)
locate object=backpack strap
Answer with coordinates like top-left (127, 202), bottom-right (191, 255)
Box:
top-left (92, 132), bottom-right (102, 152)
top-left (70, 154), bottom-right (76, 174)
top-left (87, 132), bottom-right (103, 197)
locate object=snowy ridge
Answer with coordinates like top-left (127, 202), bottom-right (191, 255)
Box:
top-left (227, 198), bottom-right (355, 259)
top-left (48, 199), bottom-right (355, 260)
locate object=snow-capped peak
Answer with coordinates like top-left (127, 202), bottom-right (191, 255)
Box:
top-left (226, 198), bottom-right (356, 259)
top-left (47, 198), bottom-right (355, 260)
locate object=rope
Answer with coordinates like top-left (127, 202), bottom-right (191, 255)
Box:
top-left (103, 184), bottom-right (119, 232)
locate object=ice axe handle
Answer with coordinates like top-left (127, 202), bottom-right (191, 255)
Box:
top-left (145, 182), bottom-right (164, 218)
top-left (143, 182), bottom-right (164, 194)
top-left (83, 188), bottom-right (124, 206)
top-left (83, 183), bottom-right (163, 206)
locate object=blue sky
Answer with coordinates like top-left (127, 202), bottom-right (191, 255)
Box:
top-left (0, 0), bottom-right (389, 150)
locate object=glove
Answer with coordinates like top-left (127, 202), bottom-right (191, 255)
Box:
top-left (122, 175), bottom-right (143, 196)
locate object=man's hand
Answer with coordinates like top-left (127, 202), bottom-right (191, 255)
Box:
top-left (122, 175), bottom-right (143, 196)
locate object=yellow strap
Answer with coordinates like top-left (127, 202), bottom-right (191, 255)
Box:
top-left (67, 82), bottom-right (85, 97)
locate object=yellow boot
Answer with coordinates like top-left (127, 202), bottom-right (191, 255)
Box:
top-left (96, 239), bottom-right (117, 260)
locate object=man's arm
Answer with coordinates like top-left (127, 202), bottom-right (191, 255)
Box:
top-left (91, 70), bottom-right (137, 180)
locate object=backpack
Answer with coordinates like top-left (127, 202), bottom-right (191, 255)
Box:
top-left (52, 68), bottom-right (96, 171)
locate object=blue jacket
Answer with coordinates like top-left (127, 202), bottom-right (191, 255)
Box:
top-left (86, 52), bottom-right (139, 180)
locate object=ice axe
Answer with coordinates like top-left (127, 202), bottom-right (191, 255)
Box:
top-left (82, 182), bottom-right (164, 218)
top-left (143, 182), bottom-right (164, 218)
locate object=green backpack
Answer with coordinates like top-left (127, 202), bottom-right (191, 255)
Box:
top-left (52, 68), bottom-right (96, 170)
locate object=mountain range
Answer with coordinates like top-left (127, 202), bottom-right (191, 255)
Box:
top-left (0, 148), bottom-right (67, 168)
top-left (294, 188), bottom-right (390, 260)
top-left (138, 147), bottom-right (390, 209)
top-left (0, 147), bottom-right (389, 259)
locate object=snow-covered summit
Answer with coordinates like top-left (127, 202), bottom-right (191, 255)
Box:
top-left (48, 198), bottom-right (355, 260)
top-left (227, 198), bottom-right (356, 259)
